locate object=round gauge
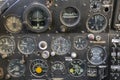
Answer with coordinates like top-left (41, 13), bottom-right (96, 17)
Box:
top-left (118, 14), bottom-right (120, 21)
top-left (23, 3), bottom-right (52, 33)
top-left (18, 37), bottom-right (35, 55)
top-left (0, 36), bottom-right (15, 55)
top-left (87, 46), bottom-right (107, 65)
top-left (7, 59), bottom-right (25, 77)
top-left (51, 61), bottom-right (65, 73)
top-left (74, 36), bottom-right (88, 50)
top-left (86, 14), bottom-right (107, 33)
top-left (68, 59), bottom-right (85, 77)
top-left (51, 37), bottom-right (71, 55)
top-left (60, 7), bottom-right (80, 27)
top-left (4, 15), bottom-right (22, 33)
top-left (90, 1), bottom-right (101, 12)
top-left (29, 59), bottom-right (48, 77)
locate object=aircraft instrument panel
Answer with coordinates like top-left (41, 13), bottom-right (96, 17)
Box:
top-left (0, 0), bottom-right (119, 80)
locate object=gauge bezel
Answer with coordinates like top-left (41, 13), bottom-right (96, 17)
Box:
top-left (4, 14), bottom-right (22, 33)
top-left (60, 6), bottom-right (80, 27)
top-left (73, 36), bottom-right (88, 50)
top-left (29, 59), bottom-right (48, 78)
top-left (87, 45), bottom-right (107, 65)
top-left (86, 14), bottom-right (107, 33)
top-left (0, 36), bottom-right (15, 55)
top-left (68, 59), bottom-right (86, 77)
top-left (51, 36), bottom-right (71, 55)
top-left (17, 36), bottom-right (36, 55)
top-left (23, 3), bottom-right (52, 33)
top-left (7, 59), bottom-right (25, 77)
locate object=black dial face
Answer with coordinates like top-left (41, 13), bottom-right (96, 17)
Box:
top-left (74, 36), bottom-right (88, 50)
top-left (18, 37), bottom-right (35, 55)
top-left (51, 37), bottom-right (71, 55)
top-left (7, 59), bottom-right (25, 77)
top-left (51, 61), bottom-right (65, 73)
top-left (24, 3), bottom-right (51, 32)
top-left (87, 14), bottom-right (107, 33)
top-left (68, 60), bottom-right (85, 77)
top-left (0, 36), bottom-right (15, 55)
top-left (60, 7), bottom-right (80, 27)
top-left (5, 15), bottom-right (22, 33)
top-left (30, 59), bottom-right (48, 77)
top-left (87, 46), bottom-right (107, 65)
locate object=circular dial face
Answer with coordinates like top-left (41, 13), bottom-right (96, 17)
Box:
top-left (68, 59), bottom-right (85, 77)
top-left (87, 14), bottom-right (107, 33)
top-left (90, 1), bottom-right (101, 12)
top-left (74, 36), bottom-right (88, 50)
top-left (7, 59), bottom-right (25, 77)
top-left (51, 37), bottom-right (71, 55)
top-left (51, 61), bottom-right (65, 73)
top-left (60, 7), bottom-right (80, 27)
top-left (30, 59), bottom-right (48, 77)
top-left (87, 46), bottom-right (107, 65)
top-left (24, 3), bottom-right (51, 32)
top-left (18, 37), bottom-right (35, 55)
top-left (0, 36), bottom-right (15, 55)
top-left (5, 16), bottom-right (22, 33)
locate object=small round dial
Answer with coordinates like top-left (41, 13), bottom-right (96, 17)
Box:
top-left (51, 37), bottom-right (71, 55)
top-left (74, 36), bottom-right (88, 50)
top-left (87, 46), bottom-right (107, 65)
top-left (4, 15), bottom-right (22, 33)
top-left (90, 1), bottom-right (101, 12)
top-left (7, 59), bottom-right (25, 77)
top-left (0, 36), bottom-right (15, 55)
top-left (18, 37), bottom-right (35, 55)
top-left (23, 3), bottom-right (52, 33)
top-left (60, 7), bottom-right (80, 27)
top-left (68, 59), bottom-right (85, 77)
top-left (86, 14), bottom-right (107, 33)
top-left (51, 61), bottom-right (65, 73)
top-left (30, 59), bottom-right (48, 77)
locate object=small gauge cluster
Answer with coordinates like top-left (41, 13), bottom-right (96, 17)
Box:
top-left (0, 33), bottom-right (109, 80)
top-left (0, 0), bottom-right (114, 34)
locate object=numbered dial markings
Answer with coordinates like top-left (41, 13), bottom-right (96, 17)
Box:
top-left (0, 36), bottom-right (15, 55)
top-left (7, 59), bottom-right (25, 77)
top-left (29, 59), bottom-right (48, 77)
top-left (51, 37), bottom-right (71, 55)
top-left (18, 37), bottom-right (35, 55)
top-left (5, 16), bottom-right (22, 33)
